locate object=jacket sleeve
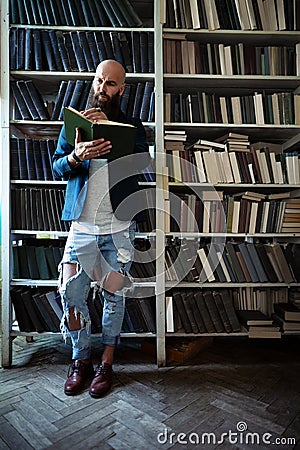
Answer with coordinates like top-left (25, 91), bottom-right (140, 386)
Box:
top-left (52, 126), bottom-right (88, 180)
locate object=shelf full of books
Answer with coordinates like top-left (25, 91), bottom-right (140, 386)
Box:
top-left (164, 0), bottom-right (300, 32)
top-left (10, 285), bottom-right (157, 336)
top-left (165, 286), bottom-right (300, 337)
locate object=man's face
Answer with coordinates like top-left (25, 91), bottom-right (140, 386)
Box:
top-left (92, 62), bottom-right (125, 114)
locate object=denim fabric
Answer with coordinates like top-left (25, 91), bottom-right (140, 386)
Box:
top-left (58, 223), bottom-right (135, 359)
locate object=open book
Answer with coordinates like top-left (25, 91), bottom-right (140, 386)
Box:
top-left (63, 106), bottom-right (137, 160)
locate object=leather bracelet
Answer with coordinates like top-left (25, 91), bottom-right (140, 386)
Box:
top-left (72, 150), bottom-right (82, 164)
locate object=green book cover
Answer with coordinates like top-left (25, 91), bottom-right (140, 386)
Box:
top-left (63, 106), bottom-right (137, 160)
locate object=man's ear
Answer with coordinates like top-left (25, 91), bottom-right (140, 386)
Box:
top-left (119, 84), bottom-right (125, 96)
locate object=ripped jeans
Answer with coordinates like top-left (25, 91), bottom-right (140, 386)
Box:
top-left (58, 222), bottom-right (135, 360)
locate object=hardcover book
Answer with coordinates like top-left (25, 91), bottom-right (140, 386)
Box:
top-left (237, 309), bottom-right (273, 326)
top-left (274, 303), bottom-right (300, 322)
top-left (63, 106), bottom-right (136, 160)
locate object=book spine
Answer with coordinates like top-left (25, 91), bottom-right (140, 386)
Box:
top-left (94, 1), bottom-right (111, 26)
top-left (25, 80), bottom-right (50, 120)
top-left (49, 0), bottom-right (66, 25)
top-left (119, 32), bottom-right (133, 73)
top-left (70, 32), bottom-right (87, 72)
top-left (101, 0), bottom-right (120, 27)
top-left (62, 32), bottom-right (79, 71)
top-left (16, 28), bottom-right (25, 70)
top-left (94, 31), bottom-right (107, 62)
top-left (131, 32), bottom-right (141, 73)
top-left (9, 28), bottom-right (18, 71)
top-left (110, 32), bottom-right (124, 66)
top-left (77, 80), bottom-right (93, 111)
top-left (18, 80), bottom-right (41, 120)
top-left (140, 81), bottom-right (154, 122)
top-left (86, 31), bottom-right (101, 70)
top-left (80, 0), bottom-right (95, 26)
top-left (25, 139), bottom-right (37, 180)
top-left (24, 28), bottom-right (33, 71)
top-left (78, 31), bottom-right (95, 72)
top-left (51, 80), bottom-right (68, 120)
top-left (121, 0), bottom-right (143, 26)
top-left (48, 30), bottom-right (64, 72)
top-left (58, 80), bottom-right (76, 121)
top-left (60, 0), bottom-right (74, 26)
top-left (32, 29), bottom-right (43, 71)
top-left (40, 140), bottom-right (54, 181)
top-left (42, 0), bottom-right (56, 25)
top-left (132, 82), bottom-right (145, 119)
top-left (10, 0), bottom-right (20, 24)
top-left (23, 0), bottom-right (34, 24)
top-left (101, 32), bottom-right (114, 60)
top-left (10, 138), bottom-right (20, 180)
top-left (15, 0), bottom-right (28, 24)
top-left (107, 0), bottom-right (128, 26)
top-left (68, 80), bottom-right (86, 110)
top-left (11, 81), bottom-right (32, 120)
top-left (33, 140), bottom-right (44, 181)
top-left (56, 31), bottom-right (72, 72)
top-left (139, 32), bottom-right (149, 73)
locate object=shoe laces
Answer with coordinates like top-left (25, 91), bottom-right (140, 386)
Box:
top-left (95, 362), bottom-right (112, 378)
top-left (67, 360), bottom-right (84, 377)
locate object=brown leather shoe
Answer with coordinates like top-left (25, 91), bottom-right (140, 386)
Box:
top-left (89, 362), bottom-right (113, 398)
top-left (64, 359), bottom-right (94, 396)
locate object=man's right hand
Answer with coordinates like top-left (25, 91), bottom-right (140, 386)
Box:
top-left (74, 128), bottom-right (112, 161)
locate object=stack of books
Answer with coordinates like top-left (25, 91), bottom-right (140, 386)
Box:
top-left (272, 302), bottom-right (300, 332)
top-left (237, 309), bottom-right (281, 338)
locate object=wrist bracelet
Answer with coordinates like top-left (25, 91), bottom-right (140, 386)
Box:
top-left (72, 150), bottom-right (82, 164)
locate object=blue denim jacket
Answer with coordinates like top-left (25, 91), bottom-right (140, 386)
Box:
top-left (52, 112), bottom-right (149, 222)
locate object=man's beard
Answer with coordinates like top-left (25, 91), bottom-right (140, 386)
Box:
top-left (92, 90), bottom-right (121, 121)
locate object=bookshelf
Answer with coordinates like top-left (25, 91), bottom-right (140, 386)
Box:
top-left (1, 0), bottom-right (300, 367)
top-left (160, 0), bottom-right (300, 351)
top-left (0, 0), bottom-right (163, 367)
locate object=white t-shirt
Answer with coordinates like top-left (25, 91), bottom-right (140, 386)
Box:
top-left (74, 159), bottom-right (130, 235)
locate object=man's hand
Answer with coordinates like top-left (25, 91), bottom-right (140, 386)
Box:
top-left (74, 128), bottom-right (111, 161)
top-left (81, 107), bottom-right (108, 122)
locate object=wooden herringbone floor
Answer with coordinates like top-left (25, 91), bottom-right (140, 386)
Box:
top-left (0, 335), bottom-right (299, 450)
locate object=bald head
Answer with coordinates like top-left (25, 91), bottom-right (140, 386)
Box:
top-left (96, 59), bottom-right (126, 84)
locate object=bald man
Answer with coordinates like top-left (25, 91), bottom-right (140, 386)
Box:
top-left (53, 60), bottom-right (150, 398)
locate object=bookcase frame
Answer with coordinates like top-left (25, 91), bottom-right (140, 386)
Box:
top-left (0, 0), bottom-right (167, 368)
top-left (1, 0), bottom-right (300, 368)
top-left (160, 16), bottom-right (300, 350)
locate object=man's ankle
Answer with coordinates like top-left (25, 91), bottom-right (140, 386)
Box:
top-left (101, 345), bottom-right (114, 365)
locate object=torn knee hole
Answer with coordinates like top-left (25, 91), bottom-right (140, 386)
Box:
top-left (66, 306), bottom-right (88, 331)
top-left (58, 262), bottom-right (82, 292)
top-left (103, 271), bottom-right (125, 294)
